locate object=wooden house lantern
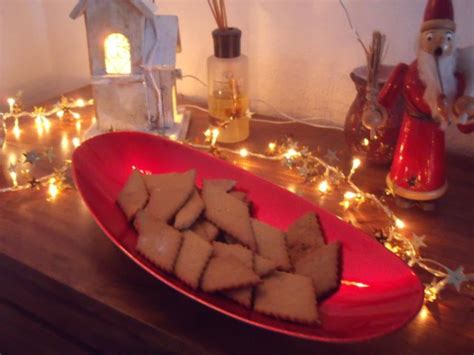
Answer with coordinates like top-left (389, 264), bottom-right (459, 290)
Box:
top-left (70, 0), bottom-right (190, 139)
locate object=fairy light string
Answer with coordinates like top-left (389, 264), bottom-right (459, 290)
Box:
top-left (1, 93), bottom-right (92, 198)
top-left (0, 94), bottom-right (472, 305)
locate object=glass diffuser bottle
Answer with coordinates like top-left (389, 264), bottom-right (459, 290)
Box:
top-left (208, 28), bottom-right (249, 143)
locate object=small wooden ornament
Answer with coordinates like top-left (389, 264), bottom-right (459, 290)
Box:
top-left (70, 0), bottom-right (190, 139)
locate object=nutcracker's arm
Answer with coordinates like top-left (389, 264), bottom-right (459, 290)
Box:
top-left (378, 63), bottom-right (409, 110)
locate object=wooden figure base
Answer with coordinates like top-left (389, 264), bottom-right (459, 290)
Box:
top-left (386, 174), bottom-right (447, 202)
top-left (394, 196), bottom-right (437, 211)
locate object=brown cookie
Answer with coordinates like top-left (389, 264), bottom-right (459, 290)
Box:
top-left (202, 178), bottom-right (236, 192)
top-left (201, 255), bottom-right (260, 292)
top-left (174, 230), bottom-right (213, 289)
top-left (203, 183), bottom-right (256, 251)
top-left (254, 272), bottom-right (318, 325)
top-left (144, 169), bottom-right (196, 193)
top-left (134, 209), bottom-right (160, 234)
top-left (212, 242), bottom-right (254, 307)
top-left (174, 189), bottom-right (205, 230)
top-left (228, 191), bottom-right (248, 203)
top-left (191, 219), bottom-right (220, 242)
top-left (225, 287), bottom-right (253, 308)
top-left (212, 242), bottom-right (253, 269)
top-left (144, 170), bottom-right (196, 223)
top-left (254, 254), bottom-right (278, 277)
top-left (287, 212), bottom-right (325, 264)
top-left (117, 169), bottom-right (148, 221)
top-left (136, 220), bottom-right (183, 273)
top-left (293, 242), bottom-right (341, 297)
top-left (252, 219), bottom-right (291, 271)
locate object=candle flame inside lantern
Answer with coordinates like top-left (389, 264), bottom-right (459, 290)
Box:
top-left (104, 33), bottom-right (132, 75)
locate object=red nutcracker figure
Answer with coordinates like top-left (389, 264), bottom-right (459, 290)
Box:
top-left (378, 0), bottom-right (474, 201)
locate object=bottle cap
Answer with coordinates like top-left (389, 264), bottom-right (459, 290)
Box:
top-left (212, 28), bottom-right (241, 58)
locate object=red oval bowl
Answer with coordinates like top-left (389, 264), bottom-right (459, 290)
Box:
top-left (72, 131), bottom-right (423, 343)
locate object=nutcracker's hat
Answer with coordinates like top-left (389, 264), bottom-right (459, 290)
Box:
top-left (421, 0), bottom-right (456, 32)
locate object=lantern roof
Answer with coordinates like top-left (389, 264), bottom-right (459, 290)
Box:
top-left (70, 0), bottom-right (157, 20)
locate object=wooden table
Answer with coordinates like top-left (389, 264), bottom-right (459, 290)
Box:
top-left (1, 87), bottom-right (473, 354)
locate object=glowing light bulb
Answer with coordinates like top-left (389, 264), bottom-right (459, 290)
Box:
top-left (239, 148), bottom-right (249, 157)
top-left (13, 120), bottom-right (21, 139)
top-left (72, 137), bottom-right (81, 148)
top-left (57, 110), bottom-right (64, 118)
top-left (318, 180), bottom-right (329, 193)
top-left (169, 134), bottom-right (177, 141)
top-left (352, 158), bottom-right (361, 170)
top-left (418, 305), bottom-right (429, 321)
top-left (268, 142), bottom-right (276, 152)
top-left (7, 98), bottom-right (15, 112)
top-left (344, 191), bottom-right (357, 200)
top-left (75, 98), bottom-right (85, 107)
top-left (395, 218), bottom-right (405, 229)
top-left (284, 148), bottom-right (299, 159)
top-left (37, 123), bottom-right (44, 137)
top-left (341, 200), bottom-right (351, 209)
top-left (211, 128), bottom-right (219, 146)
top-left (43, 117), bottom-right (51, 131)
top-left (362, 138), bottom-right (370, 147)
top-left (48, 178), bottom-right (59, 200)
top-left (76, 121), bottom-right (81, 132)
top-left (72, 112), bottom-right (81, 120)
top-left (61, 133), bottom-right (69, 151)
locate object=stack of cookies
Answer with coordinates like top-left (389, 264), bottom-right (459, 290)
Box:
top-left (118, 169), bottom-right (341, 325)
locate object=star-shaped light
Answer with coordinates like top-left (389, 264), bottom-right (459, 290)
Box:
top-left (446, 266), bottom-right (467, 292)
top-left (324, 149), bottom-right (339, 164)
top-left (411, 233), bottom-right (427, 251)
top-left (23, 150), bottom-right (41, 165)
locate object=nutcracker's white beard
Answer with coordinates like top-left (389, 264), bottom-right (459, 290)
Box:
top-left (417, 49), bottom-right (458, 120)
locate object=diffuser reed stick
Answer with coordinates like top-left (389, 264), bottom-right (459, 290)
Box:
top-left (207, 0), bottom-right (228, 29)
top-left (367, 31), bottom-right (385, 90)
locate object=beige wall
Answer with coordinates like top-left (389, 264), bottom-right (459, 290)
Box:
top-left (0, 0), bottom-right (472, 155)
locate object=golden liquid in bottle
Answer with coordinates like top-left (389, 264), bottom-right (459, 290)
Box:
top-left (208, 95), bottom-right (250, 143)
